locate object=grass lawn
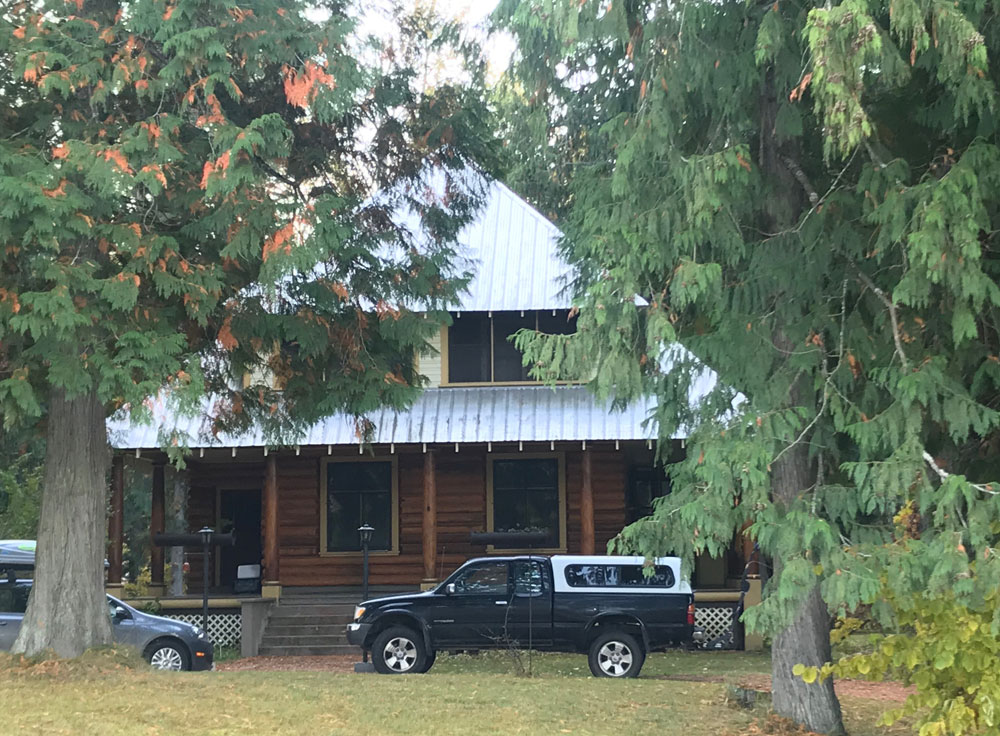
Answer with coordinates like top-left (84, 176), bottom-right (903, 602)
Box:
top-left (0, 649), bottom-right (909, 736)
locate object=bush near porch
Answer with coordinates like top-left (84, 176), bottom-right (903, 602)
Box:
top-left (0, 649), bottom-right (910, 736)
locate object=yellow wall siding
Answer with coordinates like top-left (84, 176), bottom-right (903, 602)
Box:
top-left (419, 328), bottom-right (444, 387)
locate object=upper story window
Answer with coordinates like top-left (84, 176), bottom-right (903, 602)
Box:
top-left (445, 310), bottom-right (576, 384)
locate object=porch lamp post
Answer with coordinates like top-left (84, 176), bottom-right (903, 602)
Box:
top-left (199, 527), bottom-right (214, 634)
top-left (358, 524), bottom-right (374, 601)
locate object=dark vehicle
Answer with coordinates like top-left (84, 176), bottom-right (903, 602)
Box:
top-left (347, 555), bottom-right (699, 678)
top-left (0, 579), bottom-right (214, 671)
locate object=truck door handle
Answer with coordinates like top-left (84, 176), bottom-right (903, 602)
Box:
top-left (495, 600), bottom-right (508, 606)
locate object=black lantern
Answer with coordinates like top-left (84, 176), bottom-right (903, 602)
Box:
top-left (358, 524), bottom-right (374, 601)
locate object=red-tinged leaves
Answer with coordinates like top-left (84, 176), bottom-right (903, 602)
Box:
top-left (163, 5), bottom-right (174, 20)
top-left (736, 152), bottom-right (752, 172)
top-left (42, 179), bottom-right (67, 197)
top-left (199, 151), bottom-right (231, 189)
top-left (217, 315), bottom-right (238, 351)
top-left (102, 148), bottom-right (132, 174)
top-left (52, 144), bottom-right (69, 159)
top-left (13, 27), bottom-right (26, 39)
top-left (789, 71), bottom-right (813, 102)
top-left (262, 222), bottom-right (296, 261)
top-left (0, 289), bottom-right (21, 314)
top-left (639, 79), bottom-right (647, 99)
top-left (331, 282), bottom-right (348, 300)
top-left (141, 164), bottom-right (168, 187)
top-left (283, 61), bottom-right (336, 110)
top-left (135, 80), bottom-right (149, 91)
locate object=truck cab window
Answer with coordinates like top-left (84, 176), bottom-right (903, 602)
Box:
top-left (513, 560), bottom-right (546, 596)
top-left (451, 561), bottom-right (508, 595)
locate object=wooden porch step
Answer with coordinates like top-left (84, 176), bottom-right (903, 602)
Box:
top-left (265, 614), bottom-right (353, 627)
top-left (260, 634), bottom-right (350, 647)
top-left (269, 604), bottom-right (356, 618)
top-left (264, 624), bottom-right (349, 637)
top-left (257, 643), bottom-right (361, 656)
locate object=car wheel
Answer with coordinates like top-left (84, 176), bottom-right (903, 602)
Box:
top-left (415, 648), bottom-right (437, 674)
top-left (145, 639), bottom-right (191, 671)
top-left (372, 626), bottom-right (426, 675)
top-left (588, 630), bottom-right (645, 678)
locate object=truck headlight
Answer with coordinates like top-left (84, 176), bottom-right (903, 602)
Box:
top-left (194, 627), bottom-right (208, 640)
top-left (353, 606), bottom-right (366, 621)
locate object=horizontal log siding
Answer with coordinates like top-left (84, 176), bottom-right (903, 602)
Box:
top-left (184, 446), bottom-right (629, 589)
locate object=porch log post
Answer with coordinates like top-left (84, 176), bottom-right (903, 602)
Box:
top-left (263, 454), bottom-right (280, 584)
top-left (422, 449), bottom-right (437, 583)
top-left (581, 448), bottom-right (595, 555)
top-left (106, 454), bottom-right (125, 586)
top-left (150, 461), bottom-right (166, 588)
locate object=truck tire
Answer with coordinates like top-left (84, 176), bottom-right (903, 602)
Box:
top-left (372, 626), bottom-right (427, 675)
top-left (415, 648), bottom-right (437, 673)
top-left (588, 630), bottom-right (645, 678)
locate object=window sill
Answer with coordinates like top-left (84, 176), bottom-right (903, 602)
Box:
top-left (318, 550), bottom-right (401, 558)
top-left (485, 547), bottom-right (567, 555)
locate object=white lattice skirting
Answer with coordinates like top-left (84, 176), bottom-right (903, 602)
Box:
top-left (696, 605), bottom-right (738, 649)
top-left (164, 613), bottom-right (241, 648)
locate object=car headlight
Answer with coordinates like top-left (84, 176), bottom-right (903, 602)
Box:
top-left (353, 606), bottom-right (366, 621)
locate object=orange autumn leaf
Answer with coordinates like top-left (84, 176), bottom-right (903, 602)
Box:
top-left (789, 72), bottom-right (813, 102)
top-left (217, 316), bottom-right (238, 351)
top-left (42, 179), bottom-right (67, 197)
top-left (331, 282), bottom-right (348, 300)
top-left (736, 152), bottom-right (752, 172)
top-left (163, 5), bottom-right (174, 20)
top-left (283, 61), bottom-right (336, 110)
top-left (141, 164), bottom-right (168, 187)
top-left (199, 151), bottom-right (231, 189)
top-left (102, 148), bottom-right (132, 174)
top-left (639, 79), bottom-right (647, 99)
top-left (135, 79), bottom-right (149, 91)
top-left (262, 222), bottom-right (296, 261)
top-left (13, 26), bottom-right (26, 39)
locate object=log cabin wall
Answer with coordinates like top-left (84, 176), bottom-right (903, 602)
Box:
top-left (182, 443), bottom-right (633, 590)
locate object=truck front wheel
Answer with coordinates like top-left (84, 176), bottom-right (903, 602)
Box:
top-left (372, 626), bottom-right (427, 674)
top-left (588, 630), bottom-right (645, 678)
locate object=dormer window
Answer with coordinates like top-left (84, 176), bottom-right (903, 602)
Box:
top-left (443, 310), bottom-right (576, 385)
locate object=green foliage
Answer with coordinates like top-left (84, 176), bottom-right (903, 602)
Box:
top-left (495, 0), bottom-right (1000, 724)
top-left (0, 0), bottom-right (498, 443)
top-left (0, 451), bottom-right (42, 539)
top-left (819, 591), bottom-right (1000, 736)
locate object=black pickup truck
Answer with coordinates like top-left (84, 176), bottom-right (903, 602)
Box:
top-left (346, 554), bottom-right (699, 677)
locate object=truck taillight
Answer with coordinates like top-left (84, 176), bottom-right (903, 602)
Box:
top-left (687, 602), bottom-right (695, 626)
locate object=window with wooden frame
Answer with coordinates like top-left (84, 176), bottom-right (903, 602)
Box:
top-left (486, 454), bottom-right (566, 551)
top-left (443, 310), bottom-right (576, 385)
top-left (320, 458), bottom-right (399, 554)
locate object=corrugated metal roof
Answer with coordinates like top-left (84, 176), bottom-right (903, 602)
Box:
top-left (107, 385), bottom-right (671, 449)
top-left (451, 180), bottom-right (572, 312)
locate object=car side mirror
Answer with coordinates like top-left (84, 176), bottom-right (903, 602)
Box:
top-left (445, 583), bottom-right (456, 595)
top-left (113, 605), bottom-right (129, 620)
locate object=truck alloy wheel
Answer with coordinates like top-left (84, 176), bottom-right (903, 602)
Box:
top-left (372, 626), bottom-right (427, 674)
top-left (588, 631), bottom-right (645, 678)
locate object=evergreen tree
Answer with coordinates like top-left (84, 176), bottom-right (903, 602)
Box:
top-left (0, 0), bottom-right (495, 657)
top-left (495, 0), bottom-right (1000, 732)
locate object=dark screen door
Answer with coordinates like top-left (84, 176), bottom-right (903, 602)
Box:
top-left (218, 489), bottom-right (262, 589)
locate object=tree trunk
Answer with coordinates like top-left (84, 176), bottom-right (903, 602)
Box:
top-left (769, 440), bottom-right (845, 735)
top-left (168, 467), bottom-right (188, 597)
top-left (13, 388), bottom-right (112, 658)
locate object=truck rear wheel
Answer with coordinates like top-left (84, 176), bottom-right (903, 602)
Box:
top-left (588, 630), bottom-right (645, 678)
top-left (372, 626), bottom-right (427, 675)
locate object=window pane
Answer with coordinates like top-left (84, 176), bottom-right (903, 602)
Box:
top-left (448, 313), bottom-right (490, 383)
top-left (513, 561), bottom-right (546, 595)
top-left (492, 458), bottom-right (560, 548)
top-left (326, 461), bottom-right (393, 551)
top-left (452, 561), bottom-right (508, 595)
top-left (492, 313), bottom-right (534, 382)
top-left (565, 565), bottom-right (605, 587)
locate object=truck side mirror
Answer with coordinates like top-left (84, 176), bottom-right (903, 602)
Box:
top-left (445, 583), bottom-right (456, 595)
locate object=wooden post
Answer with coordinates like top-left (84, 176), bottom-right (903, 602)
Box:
top-left (262, 454), bottom-right (280, 586)
top-left (581, 448), bottom-right (595, 555)
top-left (422, 450), bottom-right (437, 585)
top-left (168, 468), bottom-right (189, 597)
top-left (150, 461), bottom-right (166, 589)
top-left (107, 454), bottom-right (125, 587)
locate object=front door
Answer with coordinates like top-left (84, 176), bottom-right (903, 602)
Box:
top-left (431, 560), bottom-right (511, 648)
top-left (218, 489), bottom-right (263, 590)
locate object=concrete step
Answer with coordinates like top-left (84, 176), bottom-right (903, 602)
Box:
top-left (264, 624), bottom-right (348, 637)
top-left (257, 644), bottom-right (361, 656)
top-left (260, 634), bottom-right (350, 647)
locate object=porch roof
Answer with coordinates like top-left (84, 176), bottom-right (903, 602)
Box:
top-left (107, 385), bottom-right (675, 450)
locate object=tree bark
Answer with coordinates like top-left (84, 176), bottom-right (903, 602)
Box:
top-left (168, 467), bottom-right (188, 597)
top-left (769, 439), bottom-right (845, 735)
top-left (13, 388), bottom-right (112, 658)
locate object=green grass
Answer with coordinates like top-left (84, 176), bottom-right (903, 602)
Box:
top-left (0, 649), bottom-right (908, 736)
